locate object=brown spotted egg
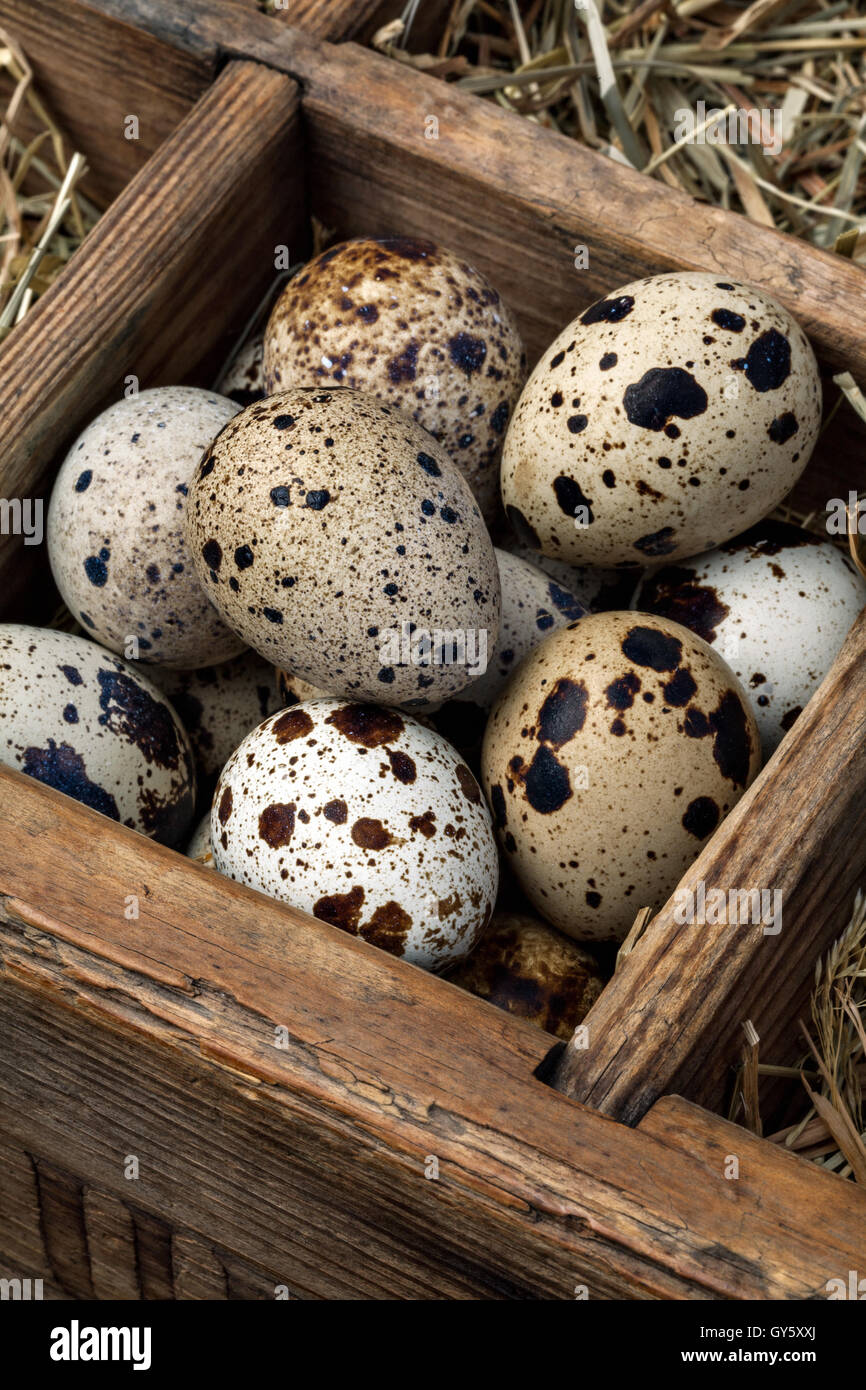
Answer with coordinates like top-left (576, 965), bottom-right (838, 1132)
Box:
top-left (47, 387), bottom-right (246, 667)
top-left (276, 669), bottom-right (332, 705)
top-left (446, 910), bottom-right (606, 1039)
top-left (0, 625), bottom-right (195, 845)
top-left (633, 520), bottom-right (866, 758)
top-left (263, 237), bottom-right (526, 521)
top-left (482, 611), bottom-right (761, 941)
top-left (212, 698), bottom-right (499, 971)
top-left (217, 336), bottom-right (266, 408)
top-left (185, 388), bottom-right (501, 707)
top-left (501, 272), bottom-right (821, 567)
top-left (148, 651), bottom-right (282, 802)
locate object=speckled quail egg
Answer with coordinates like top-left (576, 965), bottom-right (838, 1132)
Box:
top-left (48, 386), bottom-right (246, 667)
top-left (482, 611), bottom-right (761, 941)
top-left (430, 550), bottom-right (587, 764)
top-left (185, 388), bottom-right (501, 707)
top-left (633, 520), bottom-right (866, 758)
top-left (148, 651), bottom-right (283, 801)
top-left (501, 272), bottom-right (821, 567)
top-left (506, 541), bottom-right (640, 612)
top-left (212, 698), bottom-right (499, 971)
top-left (185, 812), bottom-right (214, 867)
top-left (446, 910), bottom-right (606, 1039)
top-left (0, 625), bottom-right (195, 844)
top-left (217, 336), bottom-right (266, 408)
top-left (263, 236), bottom-right (526, 521)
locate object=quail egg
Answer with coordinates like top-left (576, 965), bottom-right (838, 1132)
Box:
top-left (446, 910), bottom-right (606, 1038)
top-left (263, 236), bottom-right (526, 521)
top-left (501, 272), bottom-right (821, 567)
top-left (0, 624), bottom-right (196, 844)
top-left (217, 336), bottom-right (266, 408)
top-left (185, 388), bottom-right (501, 707)
top-left (482, 611), bottom-right (761, 941)
top-left (149, 651), bottom-right (283, 801)
top-left (47, 386), bottom-right (246, 667)
top-left (633, 520), bottom-right (866, 757)
top-left (212, 698), bottom-right (499, 971)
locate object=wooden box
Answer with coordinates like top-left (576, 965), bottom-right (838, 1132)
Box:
top-left (1, 0), bottom-right (865, 1300)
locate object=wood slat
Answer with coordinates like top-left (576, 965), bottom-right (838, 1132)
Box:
top-left (1, 766), bottom-right (864, 1299)
top-left (0, 57), bottom-right (307, 621)
top-left (0, 0), bottom-right (216, 205)
top-left (551, 607), bottom-right (866, 1122)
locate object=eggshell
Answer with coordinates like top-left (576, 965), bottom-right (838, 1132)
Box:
top-left (276, 669), bottom-right (332, 705)
top-left (446, 910), bottom-right (606, 1038)
top-left (212, 698), bottom-right (499, 971)
top-left (482, 611), bottom-right (761, 941)
top-left (506, 541), bottom-right (640, 612)
top-left (0, 624), bottom-right (196, 844)
top-left (431, 550), bottom-right (587, 765)
top-left (217, 336), bottom-right (266, 408)
top-left (149, 651), bottom-right (282, 798)
top-left (263, 236), bottom-right (526, 521)
top-left (48, 386), bottom-right (246, 668)
top-left (633, 521), bottom-right (866, 757)
top-left (501, 272), bottom-right (821, 567)
top-left (185, 388), bottom-right (501, 707)
top-left (186, 812), bottom-right (214, 867)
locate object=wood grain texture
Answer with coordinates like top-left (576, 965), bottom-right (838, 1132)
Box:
top-left (1, 767), bottom-right (865, 1299)
top-left (0, 58), bottom-right (306, 621)
top-left (550, 607), bottom-right (866, 1122)
top-left (0, 0), bottom-right (216, 205)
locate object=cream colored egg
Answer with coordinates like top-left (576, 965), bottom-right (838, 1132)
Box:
top-left (263, 236), bottom-right (526, 521)
top-left (186, 812), bottom-right (214, 867)
top-left (501, 272), bottom-right (821, 567)
top-left (212, 698), bottom-right (499, 971)
top-left (47, 386), bottom-right (246, 668)
top-left (0, 625), bottom-right (196, 844)
top-left (482, 611), bottom-right (761, 941)
top-left (185, 389), bottom-right (501, 707)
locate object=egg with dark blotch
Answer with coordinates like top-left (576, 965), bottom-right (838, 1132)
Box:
top-left (212, 697), bottom-right (499, 971)
top-left (633, 520), bottom-right (866, 758)
top-left (148, 651), bottom-right (283, 805)
top-left (217, 336), bottom-right (267, 409)
top-left (446, 910), bottom-right (607, 1039)
top-left (263, 236), bottom-right (526, 522)
top-left (47, 386), bottom-right (246, 668)
top-left (481, 611), bottom-right (761, 941)
top-left (185, 388), bottom-right (501, 707)
top-left (501, 272), bottom-right (821, 567)
top-left (0, 625), bottom-right (196, 845)
top-left (276, 668), bottom-right (332, 706)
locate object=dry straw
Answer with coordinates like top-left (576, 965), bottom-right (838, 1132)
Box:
top-left (374, 0), bottom-right (866, 256)
top-left (730, 892), bottom-right (866, 1182)
top-left (0, 27), bottom-right (99, 341)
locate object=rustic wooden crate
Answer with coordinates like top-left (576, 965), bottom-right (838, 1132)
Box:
top-left (1, 0), bottom-right (865, 1299)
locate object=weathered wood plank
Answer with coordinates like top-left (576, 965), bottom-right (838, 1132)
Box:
top-left (1, 767), bottom-right (864, 1299)
top-left (0, 0), bottom-right (216, 205)
top-left (0, 58), bottom-right (307, 621)
top-left (551, 607), bottom-right (866, 1123)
